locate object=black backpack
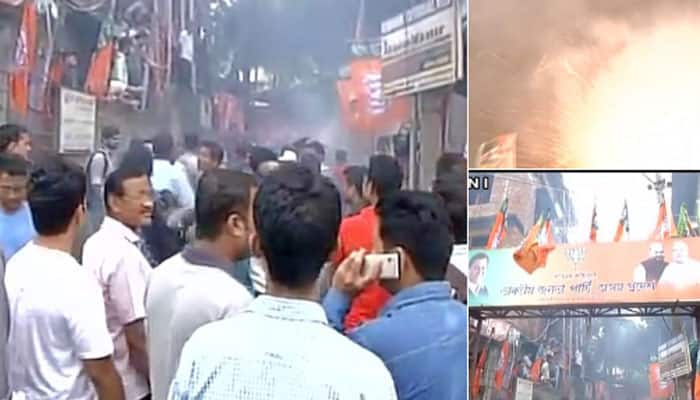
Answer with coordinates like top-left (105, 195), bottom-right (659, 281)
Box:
top-left (141, 190), bottom-right (187, 266)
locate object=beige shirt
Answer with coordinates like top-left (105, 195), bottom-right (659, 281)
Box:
top-left (83, 217), bottom-right (151, 400)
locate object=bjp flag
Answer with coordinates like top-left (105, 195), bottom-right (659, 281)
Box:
top-left (651, 195), bottom-right (676, 240)
top-left (494, 340), bottom-right (511, 391)
top-left (85, 22), bottom-right (115, 98)
top-left (486, 197), bottom-right (508, 249)
top-left (471, 344), bottom-right (489, 397)
top-left (9, 1), bottom-right (38, 116)
top-left (513, 213), bottom-right (555, 274)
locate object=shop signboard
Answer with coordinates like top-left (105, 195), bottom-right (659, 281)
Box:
top-left (658, 334), bottom-right (691, 380)
top-left (380, 0), bottom-right (463, 98)
top-left (58, 87), bottom-right (96, 153)
top-left (468, 238), bottom-right (700, 307)
top-left (515, 378), bottom-right (534, 400)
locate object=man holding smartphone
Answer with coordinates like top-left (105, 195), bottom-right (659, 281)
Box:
top-left (323, 190), bottom-right (467, 400)
top-left (333, 155), bottom-right (403, 330)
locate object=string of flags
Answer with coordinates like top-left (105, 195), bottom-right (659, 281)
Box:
top-left (482, 193), bottom-right (699, 274)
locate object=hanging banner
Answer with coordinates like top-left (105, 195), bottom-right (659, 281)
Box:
top-left (380, 0), bottom-right (463, 98)
top-left (468, 237), bottom-right (700, 307)
top-left (337, 58), bottom-right (410, 135)
top-left (58, 87), bottom-right (96, 153)
top-left (515, 379), bottom-right (534, 400)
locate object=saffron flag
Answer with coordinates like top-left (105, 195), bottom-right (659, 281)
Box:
top-left (614, 201), bottom-right (629, 242)
top-left (486, 197), bottom-right (508, 249)
top-left (651, 195), bottom-right (676, 240)
top-left (513, 213), bottom-right (555, 274)
top-left (9, 1), bottom-right (38, 116)
top-left (471, 344), bottom-right (489, 397)
top-left (85, 21), bottom-right (115, 98)
top-left (494, 340), bottom-right (511, 391)
top-left (649, 362), bottom-right (674, 399)
top-left (530, 345), bottom-right (545, 382)
top-left (590, 205), bottom-right (598, 242)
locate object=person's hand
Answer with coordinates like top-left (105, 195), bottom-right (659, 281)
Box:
top-left (332, 249), bottom-right (381, 297)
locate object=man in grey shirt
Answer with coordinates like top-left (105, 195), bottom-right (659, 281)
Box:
top-left (145, 170), bottom-right (256, 399)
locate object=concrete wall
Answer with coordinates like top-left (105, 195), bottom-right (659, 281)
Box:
top-left (416, 88), bottom-right (466, 190)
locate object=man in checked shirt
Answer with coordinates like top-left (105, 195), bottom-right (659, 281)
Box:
top-left (169, 163), bottom-right (396, 400)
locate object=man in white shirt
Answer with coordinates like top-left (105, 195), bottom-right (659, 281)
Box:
top-left (146, 170), bottom-right (256, 400)
top-left (5, 157), bottom-right (123, 399)
top-left (177, 134), bottom-right (199, 189)
top-left (150, 133), bottom-right (195, 210)
top-left (83, 166), bottom-right (154, 400)
top-left (169, 164), bottom-right (396, 400)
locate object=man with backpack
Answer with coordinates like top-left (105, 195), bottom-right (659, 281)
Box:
top-left (85, 126), bottom-right (122, 234)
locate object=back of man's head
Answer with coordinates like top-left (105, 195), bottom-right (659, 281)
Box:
top-left (299, 152), bottom-right (321, 175)
top-left (196, 169), bottom-right (256, 240)
top-left (254, 163), bottom-right (341, 288)
top-left (368, 155), bottom-right (403, 199)
top-left (343, 165), bottom-right (368, 196)
top-left (433, 172), bottom-right (467, 244)
top-left (152, 133), bottom-right (174, 159)
top-left (249, 146), bottom-right (277, 173)
top-left (0, 124), bottom-right (27, 153)
top-left (376, 190), bottom-right (454, 281)
top-left (436, 153), bottom-right (466, 177)
top-left (309, 141), bottom-right (325, 161)
top-left (120, 141), bottom-right (153, 177)
top-left (29, 156), bottom-right (86, 236)
top-left (184, 134), bottom-right (199, 151)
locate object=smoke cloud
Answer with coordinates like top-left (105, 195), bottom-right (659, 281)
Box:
top-left (469, 0), bottom-right (700, 168)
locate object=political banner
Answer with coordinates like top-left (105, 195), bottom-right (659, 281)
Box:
top-left (468, 238), bottom-right (700, 307)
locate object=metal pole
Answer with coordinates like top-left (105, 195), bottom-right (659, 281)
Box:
top-left (410, 93), bottom-right (421, 190)
top-left (471, 315), bottom-right (484, 391)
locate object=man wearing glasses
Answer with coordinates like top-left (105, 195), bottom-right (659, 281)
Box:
top-left (0, 154), bottom-right (35, 261)
top-left (83, 166), bottom-right (154, 400)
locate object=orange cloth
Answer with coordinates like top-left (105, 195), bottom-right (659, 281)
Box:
top-left (85, 41), bottom-right (115, 98)
top-left (334, 206), bottom-right (391, 330)
top-left (9, 1), bottom-right (38, 116)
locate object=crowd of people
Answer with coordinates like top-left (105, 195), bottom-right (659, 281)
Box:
top-left (0, 123), bottom-right (467, 400)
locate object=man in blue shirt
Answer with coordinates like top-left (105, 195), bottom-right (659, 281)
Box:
top-left (324, 190), bottom-right (467, 400)
top-left (0, 154), bottom-right (35, 260)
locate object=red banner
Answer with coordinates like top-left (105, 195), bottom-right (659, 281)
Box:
top-left (337, 58), bottom-right (410, 135)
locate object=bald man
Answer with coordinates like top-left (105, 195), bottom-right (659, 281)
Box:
top-left (633, 242), bottom-right (667, 283)
top-left (658, 241), bottom-right (700, 289)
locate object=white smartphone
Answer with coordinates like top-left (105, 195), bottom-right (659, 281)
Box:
top-left (365, 252), bottom-right (401, 280)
